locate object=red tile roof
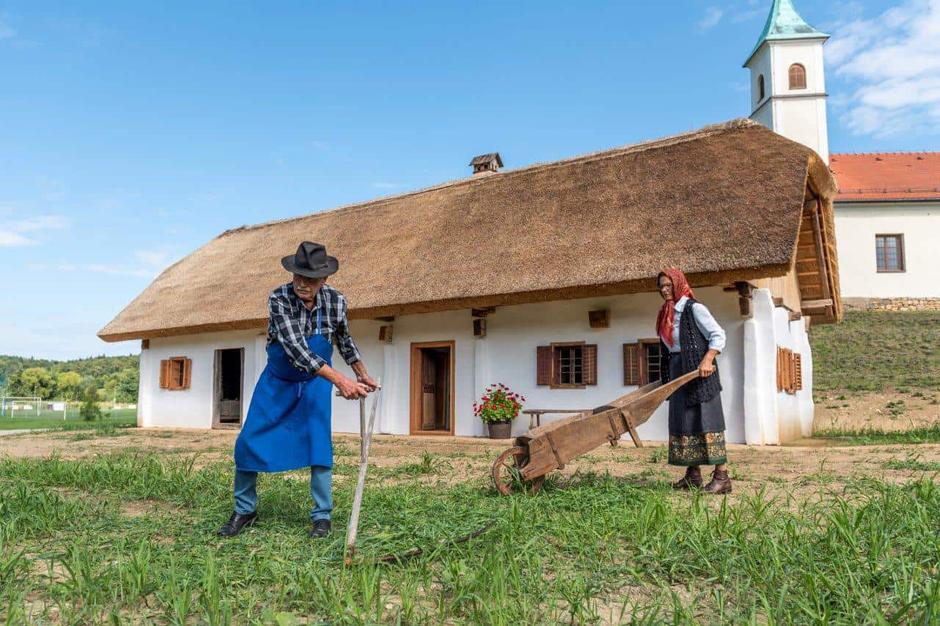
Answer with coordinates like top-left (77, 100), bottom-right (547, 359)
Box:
top-left (830, 152), bottom-right (940, 202)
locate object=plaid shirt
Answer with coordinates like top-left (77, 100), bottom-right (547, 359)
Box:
top-left (267, 283), bottom-right (362, 375)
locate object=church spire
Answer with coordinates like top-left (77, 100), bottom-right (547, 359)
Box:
top-left (744, 0), bottom-right (829, 67)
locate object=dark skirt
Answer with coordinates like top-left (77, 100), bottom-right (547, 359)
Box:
top-left (667, 355), bottom-right (727, 467)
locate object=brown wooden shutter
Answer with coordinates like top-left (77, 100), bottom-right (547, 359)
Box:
top-left (623, 344), bottom-right (641, 386)
top-left (792, 353), bottom-right (803, 392)
top-left (182, 358), bottom-right (192, 390)
top-left (536, 346), bottom-right (552, 386)
top-left (583, 345), bottom-right (598, 385)
top-left (160, 359), bottom-right (170, 389)
top-left (776, 347), bottom-right (785, 392)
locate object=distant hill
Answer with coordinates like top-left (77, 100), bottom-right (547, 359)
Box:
top-left (0, 354), bottom-right (139, 400)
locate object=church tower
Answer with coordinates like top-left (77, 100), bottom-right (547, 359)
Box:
top-left (744, 0), bottom-right (830, 162)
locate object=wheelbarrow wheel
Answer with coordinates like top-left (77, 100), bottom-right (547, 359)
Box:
top-left (492, 446), bottom-right (544, 496)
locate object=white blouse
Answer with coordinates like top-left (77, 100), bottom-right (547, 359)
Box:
top-left (668, 296), bottom-right (727, 354)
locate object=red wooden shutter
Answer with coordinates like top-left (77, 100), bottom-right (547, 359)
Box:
top-left (536, 346), bottom-right (552, 386)
top-left (583, 345), bottom-right (598, 385)
top-left (182, 358), bottom-right (192, 390)
top-left (159, 359), bottom-right (170, 389)
top-left (623, 344), bottom-right (641, 386)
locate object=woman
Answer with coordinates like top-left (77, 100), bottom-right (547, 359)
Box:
top-left (656, 268), bottom-right (731, 494)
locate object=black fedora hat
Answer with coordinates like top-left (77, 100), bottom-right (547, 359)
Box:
top-left (281, 242), bottom-right (339, 278)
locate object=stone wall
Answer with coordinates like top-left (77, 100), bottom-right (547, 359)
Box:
top-left (843, 297), bottom-right (940, 312)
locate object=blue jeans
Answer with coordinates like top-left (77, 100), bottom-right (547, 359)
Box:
top-left (233, 467), bottom-right (333, 521)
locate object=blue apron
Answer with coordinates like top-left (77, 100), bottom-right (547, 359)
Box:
top-left (234, 308), bottom-right (333, 472)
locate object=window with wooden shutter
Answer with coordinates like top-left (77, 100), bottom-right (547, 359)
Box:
top-left (793, 353), bottom-right (803, 391)
top-left (582, 345), bottom-right (598, 385)
top-left (788, 64), bottom-right (807, 90)
top-left (537, 343), bottom-right (596, 388)
top-left (776, 347), bottom-right (799, 394)
top-left (160, 357), bottom-right (192, 391)
top-left (536, 346), bottom-right (553, 386)
top-left (623, 343), bottom-right (641, 386)
top-left (640, 339), bottom-right (664, 385)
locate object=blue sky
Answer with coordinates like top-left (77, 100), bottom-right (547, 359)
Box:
top-left (1, 0), bottom-right (937, 359)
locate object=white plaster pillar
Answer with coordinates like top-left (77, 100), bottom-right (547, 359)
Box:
top-left (379, 341), bottom-right (397, 434)
top-left (794, 318), bottom-right (815, 437)
top-left (743, 288), bottom-right (779, 445)
top-left (472, 333), bottom-right (491, 438)
top-left (137, 349), bottom-right (152, 428)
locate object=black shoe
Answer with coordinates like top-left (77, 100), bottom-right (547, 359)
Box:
top-left (309, 519), bottom-right (331, 539)
top-left (218, 511), bottom-right (257, 537)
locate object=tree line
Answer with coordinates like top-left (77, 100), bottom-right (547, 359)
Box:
top-left (0, 354), bottom-right (139, 403)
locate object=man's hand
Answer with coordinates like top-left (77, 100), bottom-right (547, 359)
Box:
top-left (351, 361), bottom-right (380, 392)
top-left (318, 364), bottom-right (371, 399)
top-left (336, 375), bottom-right (371, 400)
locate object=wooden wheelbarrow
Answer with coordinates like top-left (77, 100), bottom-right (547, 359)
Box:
top-left (491, 370), bottom-right (701, 495)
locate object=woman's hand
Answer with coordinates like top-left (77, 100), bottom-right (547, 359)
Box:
top-left (698, 355), bottom-right (716, 378)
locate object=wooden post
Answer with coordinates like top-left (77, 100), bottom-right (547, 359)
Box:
top-left (345, 379), bottom-right (382, 566)
top-left (359, 397), bottom-right (366, 463)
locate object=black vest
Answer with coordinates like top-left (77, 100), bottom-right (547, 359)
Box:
top-left (659, 299), bottom-right (722, 406)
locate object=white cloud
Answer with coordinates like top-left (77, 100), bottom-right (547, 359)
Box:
top-left (0, 232), bottom-right (32, 247)
top-left (827, 0), bottom-right (940, 137)
top-left (370, 181), bottom-right (405, 190)
top-left (83, 249), bottom-right (174, 278)
top-left (699, 6), bottom-right (724, 30)
top-left (0, 17), bottom-right (15, 40)
top-left (0, 214), bottom-right (68, 247)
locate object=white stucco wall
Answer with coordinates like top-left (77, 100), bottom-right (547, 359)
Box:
top-left (138, 330), bottom-right (265, 429)
top-left (834, 202), bottom-right (940, 298)
top-left (139, 286), bottom-right (816, 445)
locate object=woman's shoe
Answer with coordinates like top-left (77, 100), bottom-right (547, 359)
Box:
top-left (671, 467), bottom-right (703, 490)
top-left (703, 469), bottom-right (732, 495)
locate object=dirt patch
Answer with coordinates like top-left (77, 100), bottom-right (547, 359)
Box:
top-left (4, 428), bottom-right (940, 502)
top-left (120, 499), bottom-right (178, 518)
top-left (815, 391), bottom-right (940, 432)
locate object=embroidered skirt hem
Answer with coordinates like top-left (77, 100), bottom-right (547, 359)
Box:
top-left (668, 432), bottom-right (728, 466)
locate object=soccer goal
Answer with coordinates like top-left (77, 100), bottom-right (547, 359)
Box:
top-left (0, 396), bottom-right (43, 417)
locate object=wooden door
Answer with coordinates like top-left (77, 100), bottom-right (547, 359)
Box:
top-left (421, 352), bottom-right (437, 429)
top-left (410, 341), bottom-right (455, 435)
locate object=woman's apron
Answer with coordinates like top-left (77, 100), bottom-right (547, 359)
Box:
top-left (234, 308), bottom-right (333, 472)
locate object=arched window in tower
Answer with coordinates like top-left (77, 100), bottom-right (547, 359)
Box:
top-left (789, 64), bottom-right (807, 90)
top-left (758, 74), bottom-right (765, 101)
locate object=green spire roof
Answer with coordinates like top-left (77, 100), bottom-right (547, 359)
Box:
top-left (744, 0), bottom-right (829, 66)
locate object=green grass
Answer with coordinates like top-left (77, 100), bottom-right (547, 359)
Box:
top-left (883, 458), bottom-right (940, 472)
top-left (815, 425), bottom-right (940, 445)
top-left (2, 452), bottom-right (940, 624)
top-left (810, 310), bottom-right (940, 393)
top-left (0, 407), bottom-right (137, 431)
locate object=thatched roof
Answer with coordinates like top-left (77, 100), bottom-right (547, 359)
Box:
top-left (99, 119), bottom-right (838, 342)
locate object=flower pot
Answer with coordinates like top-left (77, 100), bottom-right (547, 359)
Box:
top-left (488, 421), bottom-right (512, 439)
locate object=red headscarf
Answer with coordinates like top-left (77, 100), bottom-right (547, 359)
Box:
top-left (656, 268), bottom-right (695, 347)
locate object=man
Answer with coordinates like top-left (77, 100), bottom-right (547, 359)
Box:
top-left (219, 241), bottom-right (378, 539)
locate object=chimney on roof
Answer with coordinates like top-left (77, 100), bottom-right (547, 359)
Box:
top-left (469, 153), bottom-right (503, 176)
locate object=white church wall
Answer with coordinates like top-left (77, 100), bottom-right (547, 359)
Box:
top-left (748, 36), bottom-right (829, 163)
top-left (747, 48), bottom-right (773, 114)
top-left (834, 202), bottom-right (940, 298)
